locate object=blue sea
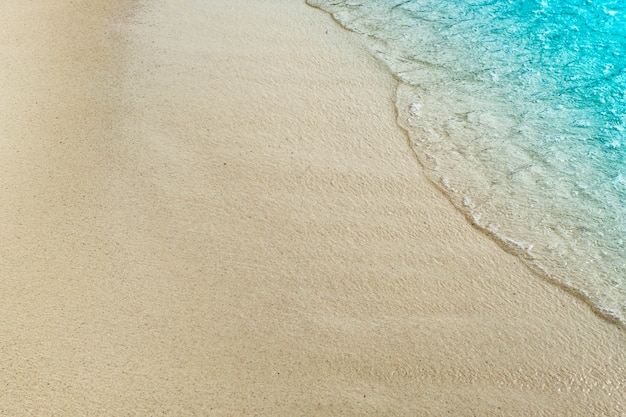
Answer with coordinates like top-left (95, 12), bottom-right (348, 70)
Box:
top-left (308, 0), bottom-right (626, 324)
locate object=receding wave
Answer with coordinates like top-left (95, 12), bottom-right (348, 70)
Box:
top-left (308, 0), bottom-right (626, 324)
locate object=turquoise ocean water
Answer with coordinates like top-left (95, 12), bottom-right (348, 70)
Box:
top-left (308, 0), bottom-right (626, 324)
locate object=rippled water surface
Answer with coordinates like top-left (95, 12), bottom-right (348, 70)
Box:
top-left (308, 0), bottom-right (626, 323)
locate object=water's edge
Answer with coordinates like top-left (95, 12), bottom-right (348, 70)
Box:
top-left (305, 0), bottom-right (625, 329)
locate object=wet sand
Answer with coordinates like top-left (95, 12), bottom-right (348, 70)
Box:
top-left (1, 0), bottom-right (626, 415)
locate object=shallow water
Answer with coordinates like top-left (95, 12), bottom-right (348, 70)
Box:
top-left (308, 0), bottom-right (626, 323)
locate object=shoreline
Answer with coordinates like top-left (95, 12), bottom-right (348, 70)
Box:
top-left (1, 0), bottom-right (626, 414)
top-left (307, 1), bottom-right (626, 329)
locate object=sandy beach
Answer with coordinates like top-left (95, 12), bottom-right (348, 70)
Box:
top-left (1, 0), bottom-right (626, 415)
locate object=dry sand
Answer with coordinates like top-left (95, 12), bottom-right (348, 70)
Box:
top-left (1, 0), bottom-right (626, 415)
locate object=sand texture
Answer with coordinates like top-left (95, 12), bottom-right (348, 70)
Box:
top-left (1, 0), bottom-right (626, 415)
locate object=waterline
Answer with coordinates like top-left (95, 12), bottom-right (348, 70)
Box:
top-left (308, 0), bottom-right (626, 324)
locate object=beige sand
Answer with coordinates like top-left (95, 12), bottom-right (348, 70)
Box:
top-left (1, 0), bottom-right (625, 415)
